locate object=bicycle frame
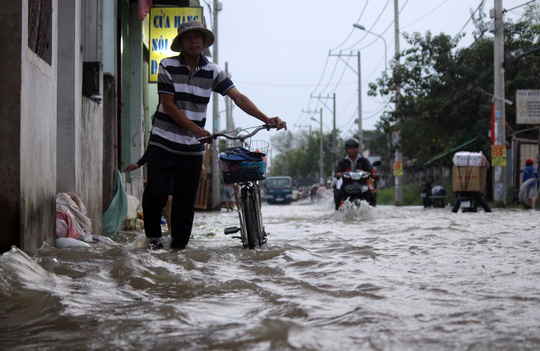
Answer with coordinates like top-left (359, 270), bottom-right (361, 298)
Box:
top-left (202, 124), bottom-right (276, 249)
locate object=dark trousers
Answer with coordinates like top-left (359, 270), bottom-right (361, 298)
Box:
top-left (142, 146), bottom-right (202, 248)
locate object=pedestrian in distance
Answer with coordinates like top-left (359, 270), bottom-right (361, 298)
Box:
top-left (522, 157), bottom-right (538, 209)
top-left (143, 20), bottom-right (287, 250)
top-left (221, 184), bottom-right (235, 211)
top-left (124, 150), bottom-right (173, 232)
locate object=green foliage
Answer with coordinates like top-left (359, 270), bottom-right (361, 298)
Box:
top-left (376, 187), bottom-right (396, 205)
top-left (268, 4), bottom-right (540, 189)
top-left (269, 129), bottom-right (343, 181)
top-left (377, 180), bottom-right (457, 206)
top-left (368, 4), bottom-right (540, 166)
top-left (377, 183), bottom-right (424, 206)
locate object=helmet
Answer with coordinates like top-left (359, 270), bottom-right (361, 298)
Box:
top-left (526, 158), bottom-right (533, 166)
top-left (345, 138), bottom-right (359, 149)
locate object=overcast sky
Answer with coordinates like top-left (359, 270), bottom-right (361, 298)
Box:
top-left (205, 0), bottom-right (532, 146)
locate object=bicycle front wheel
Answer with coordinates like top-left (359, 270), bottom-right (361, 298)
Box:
top-left (242, 187), bottom-right (265, 249)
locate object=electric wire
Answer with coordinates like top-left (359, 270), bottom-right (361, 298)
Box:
top-left (453, 0), bottom-right (486, 41)
top-left (332, 0), bottom-right (371, 51)
top-left (401, 0), bottom-right (451, 30)
top-left (504, 0), bottom-right (538, 13)
top-left (303, 0), bottom-right (464, 135)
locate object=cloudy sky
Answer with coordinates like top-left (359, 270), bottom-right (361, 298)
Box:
top-left (205, 0), bottom-right (532, 145)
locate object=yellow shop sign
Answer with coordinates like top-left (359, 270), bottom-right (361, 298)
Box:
top-left (149, 7), bottom-right (203, 82)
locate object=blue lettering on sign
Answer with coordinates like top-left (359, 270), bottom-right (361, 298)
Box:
top-left (151, 36), bottom-right (169, 52)
top-left (151, 60), bottom-right (158, 75)
top-left (174, 16), bottom-right (182, 28)
top-left (153, 12), bottom-right (171, 28)
top-left (174, 15), bottom-right (201, 28)
top-left (153, 15), bottom-right (162, 28)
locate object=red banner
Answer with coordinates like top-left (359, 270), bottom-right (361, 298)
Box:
top-left (138, 0), bottom-right (152, 20)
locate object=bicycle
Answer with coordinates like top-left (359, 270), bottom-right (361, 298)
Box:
top-left (200, 124), bottom-right (277, 249)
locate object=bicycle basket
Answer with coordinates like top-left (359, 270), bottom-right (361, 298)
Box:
top-left (219, 140), bottom-right (268, 183)
top-left (222, 140), bottom-right (269, 156)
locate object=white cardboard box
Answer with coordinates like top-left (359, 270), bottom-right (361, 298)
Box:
top-left (453, 152), bottom-right (485, 167)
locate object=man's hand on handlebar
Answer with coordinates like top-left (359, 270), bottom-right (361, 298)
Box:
top-left (268, 117), bottom-right (287, 130)
top-left (195, 128), bottom-right (213, 144)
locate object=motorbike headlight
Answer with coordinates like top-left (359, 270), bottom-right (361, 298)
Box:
top-left (350, 172), bottom-right (362, 180)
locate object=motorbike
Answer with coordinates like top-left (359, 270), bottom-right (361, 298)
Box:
top-left (337, 169), bottom-right (377, 208)
top-left (451, 192), bottom-right (491, 213)
top-left (421, 182), bottom-right (433, 208)
top-left (422, 183), bottom-right (447, 208)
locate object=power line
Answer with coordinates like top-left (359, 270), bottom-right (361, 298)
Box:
top-left (317, 54), bottom-right (353, 96)
top-left (401, 0), bottom-right (451, 30)
top-left (304, 0), bottom-right (404, 132)
top-left (453, 0), bottom-right (486, 41)
top-left (317, 0), bottom-right (392, 104)
top-left (504, 0), bottom-right (538, 13)
top-left (331, 0), bottom-right (371, 51)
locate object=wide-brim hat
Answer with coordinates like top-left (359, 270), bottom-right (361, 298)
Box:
top-left (170, 20), bottom-right (214, 52)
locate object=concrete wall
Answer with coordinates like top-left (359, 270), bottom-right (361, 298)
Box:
top-left (57, 0), bottom-right (82, 194)
top-left (120, 2), bottom-right (145, 174)
top-left (79, 97), bottom-right (103, 234)
top-left (101, 1), bottom-right (118, 211)
top-left (20, 0), bottom-right (59, 254)
top-left (0, 1), bottom-right (23, 253)
top-left (102, 74), bottom-right (117, 211)
top-left (0, 0), bottom-right (108, 254)
top-left (56, 0), bottom-right (104, 235)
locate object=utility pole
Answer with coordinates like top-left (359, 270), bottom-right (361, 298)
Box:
top-left (492, 0), bottom-right (506, 207)
top-left (357, 52), bottom-right (362, 154)
top-left (394, 0), bottom-right (403, 206)
top-left (318, 108), bottom-right (324, 184)
top-left (329, 51), bottom-right (364, 159)
top-left (211, 0), bottom-right (221, 210)
top-left (303, 109), bottom-right (324, 183)
top-left (311, 93), bottom-right (337, 167)
top-left (333, 92), bottom-right (337, 166)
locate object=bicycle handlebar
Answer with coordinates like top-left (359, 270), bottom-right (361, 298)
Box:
top-left (198, 124), bottom-right (277, 143)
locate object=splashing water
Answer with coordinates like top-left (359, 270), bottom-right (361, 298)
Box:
top-left (1, 199), bottom-right (540, 350)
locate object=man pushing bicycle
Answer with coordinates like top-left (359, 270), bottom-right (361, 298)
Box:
top-left (142, 20), bottom-right (286, 250)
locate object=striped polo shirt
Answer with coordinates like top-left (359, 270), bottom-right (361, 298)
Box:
top-left (149, 53), bottom-right (234, 155)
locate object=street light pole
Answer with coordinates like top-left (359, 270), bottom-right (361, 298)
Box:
top-left (353, 7), bottom-right (402, 205)
top-left (492, 0), bottom-right (506, 207)
top-left (352, 24), bottom-right (387, 71)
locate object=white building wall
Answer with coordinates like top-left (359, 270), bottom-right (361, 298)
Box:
top-left (19, 0), bottom-right (59, 253)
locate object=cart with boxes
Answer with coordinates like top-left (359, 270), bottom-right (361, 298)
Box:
top-left (451, 151), bottom-right (492, 213)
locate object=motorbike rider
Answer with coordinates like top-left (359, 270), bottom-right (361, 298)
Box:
top-left (334, 138), bottom-right (379, 209)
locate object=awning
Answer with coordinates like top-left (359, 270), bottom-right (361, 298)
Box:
top-left (422, 137), bottom-right (478, 166)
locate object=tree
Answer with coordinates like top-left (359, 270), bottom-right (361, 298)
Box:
top-left (270, 129), bottom-right (337, 182)
top-left (368, 4), bottom-right (540, 165)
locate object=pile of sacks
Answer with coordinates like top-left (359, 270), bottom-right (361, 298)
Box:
top-left (56, 192), bottom-right (117, 248)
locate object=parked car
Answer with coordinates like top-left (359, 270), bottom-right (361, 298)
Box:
top-left (265, 176), bottom-right (294, 204)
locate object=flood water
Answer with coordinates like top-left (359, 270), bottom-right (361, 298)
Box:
top-left (1, 196), bottom-right (540, 350)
